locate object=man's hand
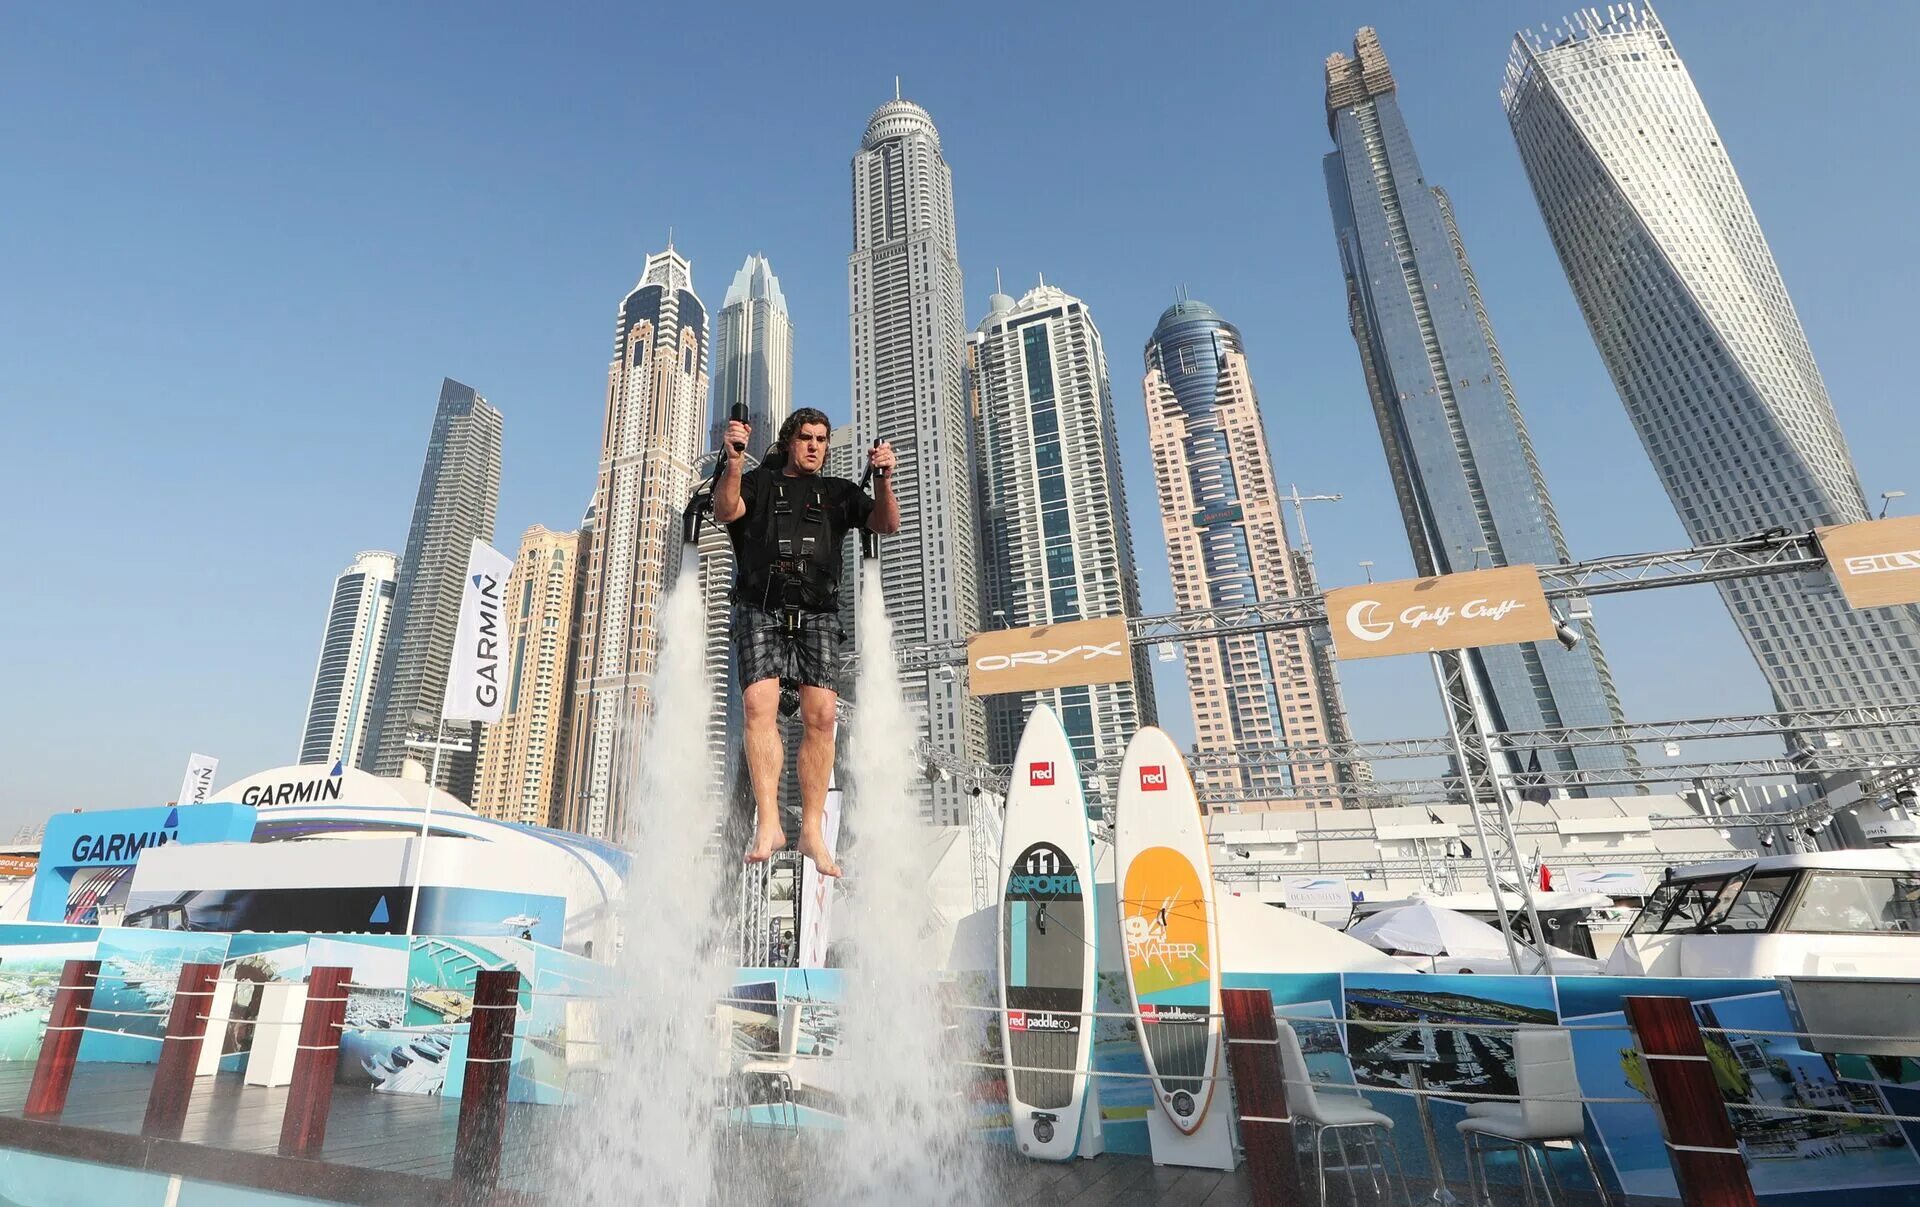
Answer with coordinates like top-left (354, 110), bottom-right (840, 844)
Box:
top-left (868, 439), bottom-right (897, 478)
top-left (714, 420), bottom-right (750, 523)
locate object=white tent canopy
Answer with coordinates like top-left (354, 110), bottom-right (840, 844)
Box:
top-left (1346, 902), bottom-right (1510, 958)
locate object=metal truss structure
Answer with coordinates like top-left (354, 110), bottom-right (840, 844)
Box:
top-left (881, 531), bottom-right (1827, 672)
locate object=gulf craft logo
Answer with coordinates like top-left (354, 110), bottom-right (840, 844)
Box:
top-left (1029, 761), bottom-right (1055, 787)
top-left (1139, 765), bottom-right (1168, 791)
top-left (1342, 596), bottom-right (1529, 643)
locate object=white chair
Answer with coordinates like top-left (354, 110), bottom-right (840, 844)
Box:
top-left (1456, 1028), bottom-right (1610, 1207)
top-left (738, 1001), bottom-right (802, 1132)
top-left (1278, 1021), bottom-right (1409, 1205)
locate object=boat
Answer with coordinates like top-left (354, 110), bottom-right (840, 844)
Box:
top-left (1604, 849), bottom-right (1920, 978)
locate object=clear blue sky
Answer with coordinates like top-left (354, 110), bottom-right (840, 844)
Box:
top-left (4, 2), bottom-right (1916, 825)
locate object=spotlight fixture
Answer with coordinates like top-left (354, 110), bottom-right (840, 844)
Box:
top-left (1552, 615), bottom-right (1583, 651)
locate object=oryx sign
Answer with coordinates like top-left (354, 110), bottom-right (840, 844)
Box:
top-left (966, 615), bottom-right (1132, 696)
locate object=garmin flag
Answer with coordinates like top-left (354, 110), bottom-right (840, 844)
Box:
top-left (441, 540), bottom-right (515, 723)
top-left (175, 753), bottom-right (219, 807)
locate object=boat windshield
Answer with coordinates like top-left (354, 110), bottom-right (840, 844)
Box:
top-left (1782, 871), bottom-right (1920, 935)
top-left (1627, 871), bottom-right (1794, 936)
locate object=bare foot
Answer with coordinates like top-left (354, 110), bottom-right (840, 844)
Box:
top-left (796, 827), bottom-right (841, 878)
top-left (745, 821), bottom-right (786, 864)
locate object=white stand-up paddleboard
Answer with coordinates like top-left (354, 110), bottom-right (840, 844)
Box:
top-left (1116, 727), bottom-right (1225, 1141)
top-left (998, 705), bottom-right (1099, 1161)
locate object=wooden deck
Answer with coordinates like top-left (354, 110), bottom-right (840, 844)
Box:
top-left (0, 1060), bottom-right (1260, 1205)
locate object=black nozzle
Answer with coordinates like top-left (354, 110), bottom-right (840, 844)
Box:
top-left (728, 402), bottom-right (749, 453)
top-left (858, 437), bottom-right (885, 490)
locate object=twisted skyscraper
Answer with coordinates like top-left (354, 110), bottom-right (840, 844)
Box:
top-left (849, 94), bottom-right (984, 823)
top-left (1504, 6), bottom-right (1920, 754)
top-left (1324, 28), bottom-right (1630, 784)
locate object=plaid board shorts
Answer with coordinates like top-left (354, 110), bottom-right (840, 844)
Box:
top-left (732, 602), bottom-right (844, 692)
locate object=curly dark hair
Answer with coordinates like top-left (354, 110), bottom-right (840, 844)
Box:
top-left (775, 407), bottom-right (832, 456)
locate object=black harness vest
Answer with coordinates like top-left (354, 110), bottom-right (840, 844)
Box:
top-left (735, 471), bottom-right (840, 612)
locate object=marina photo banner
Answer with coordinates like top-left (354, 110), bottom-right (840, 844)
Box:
top-left (1818, 515), bottom-right (1920, 609)
top-left (442, 539), bottom-right (515, 722)
top-left (1325, 565), bottom-right (1556, 660)
top-left (966, 615), bottom-right (1131, 697)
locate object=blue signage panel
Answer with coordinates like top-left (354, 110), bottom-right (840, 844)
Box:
top-left (31, 804), bottom-right (258, 922)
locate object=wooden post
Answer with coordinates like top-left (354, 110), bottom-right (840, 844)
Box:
top-left (453, 968), bottom-right (520, 1194)
top-left (143, 961), bottom-right (221, 1140)
top-left (278, 966), bottom-right (352, 1157)
top-left (1624, 995), bottom-right (1759, 1207)
top-left (1222, 987), bottom-right (1304, 1207)
top-left (25, 959), bottom-right (100, 1120)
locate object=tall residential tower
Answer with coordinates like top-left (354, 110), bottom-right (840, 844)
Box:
top-left (1323, 28), bottom-right (1631, 783)
top-left (1143, 301), bottom-right (1358, 810)
top-left (562, 249), bottom-right (710, 840)
top-left (708, 254), bottom-right (793, 454)
top-left (971, 283), bottom-right (1156, 793)
top-left (848, 95), bottom-right (984, 823)
top-left (472, 525), bottom-right (586, 827)
top-left (298, 550), bottom-right (397, 770)
top-left (363, 378), bottom-right (503, 798)
top-left (1504, 6), bottom-right (1920, 753)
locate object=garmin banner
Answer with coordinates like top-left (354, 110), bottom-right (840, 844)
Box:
top-left (175, 753), bottom-right (218, 808)
top-left (442, 540), bottom-right (515, 723)
top-left (966, 615), bottom-right (1131, 697)
top-left (1818, 515), bottom-right (1920, 609)
top-left (1325, 565), bottom-right (1556, 660)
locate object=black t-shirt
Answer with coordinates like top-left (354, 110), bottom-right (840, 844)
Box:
top-left (726, 463), bottom-right (876, 607)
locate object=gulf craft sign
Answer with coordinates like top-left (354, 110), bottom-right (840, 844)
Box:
top-left (1325, 565), bottom-right (1557, 660)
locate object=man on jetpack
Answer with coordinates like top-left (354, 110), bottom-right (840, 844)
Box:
top-left (712, 406), bottom-right (898, 878)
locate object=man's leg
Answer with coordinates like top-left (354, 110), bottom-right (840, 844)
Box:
top-left (742, 677), bottom-right (786, 862)
top-left (794, 685), bottom-right (841, 878)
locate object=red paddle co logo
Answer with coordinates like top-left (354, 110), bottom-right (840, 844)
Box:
top-left (1138, 765), bottom-right (1168, 792)
top-left (1029, 761), bottom-right (1055, 787)
top-left (1007, 1010), bottom-right (1075, 1034)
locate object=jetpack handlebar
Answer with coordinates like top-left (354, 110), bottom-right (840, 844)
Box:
top-left (860, 437), bottom-right (883, 560)
top-left (687, 404), bottom-right (754, 545)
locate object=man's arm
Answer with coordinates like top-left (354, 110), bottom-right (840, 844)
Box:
top-left (867, 440), bottom-right (901, 534)
top-left (713, 419), bottom-right (750, 523)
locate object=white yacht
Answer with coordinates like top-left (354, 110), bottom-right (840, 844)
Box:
top-left (1604, 850), bottom-right (1920, 978)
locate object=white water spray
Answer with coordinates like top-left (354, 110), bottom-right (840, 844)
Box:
top-left (559, 549), bottom-right (734, 1205)
top-left (832, 560), bottom-right (984, 1204)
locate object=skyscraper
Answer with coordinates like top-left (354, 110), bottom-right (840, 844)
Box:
top-left (363, 378), bottom-right (503, 798)
top-left (298, 550), bottom-right (397, 770)
top-left (1143, 301), bottom-right (1359, 810)
top-left (562, 248), bottom-right (710, 840)
top-left (1323, 27), bottom-right (1631, 783)
top-left (699, 254), bottom-right (796, 810)
top-left (471, 525), bottom-right (585, 827)
top-left (848, 93), bottom-right (984, 824)
top-left (1503, 6), bottom-right (1920, 752)
top-left (708, 254), bottom-right (793, 454)
top-left (971, 282), bottom-right (1156, 791)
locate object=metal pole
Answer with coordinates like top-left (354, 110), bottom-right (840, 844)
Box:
top-left (1452, 658), bottom-right (1557, 976)
top-left (1430, 653), bottom-right (1526, 975)
top-left (407, 727), bottom-right (443, 938)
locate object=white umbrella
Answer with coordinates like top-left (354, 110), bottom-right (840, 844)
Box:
top-left (1346, 903), bottom-right (1511, 958)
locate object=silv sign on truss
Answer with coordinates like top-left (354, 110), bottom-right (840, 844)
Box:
top-left (1325, 565), bottom-right (1557, 660)
top-left (1818, 515), bottom-right (1920, 609)
top-left (967, 615), bottom-right (1131, 696)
